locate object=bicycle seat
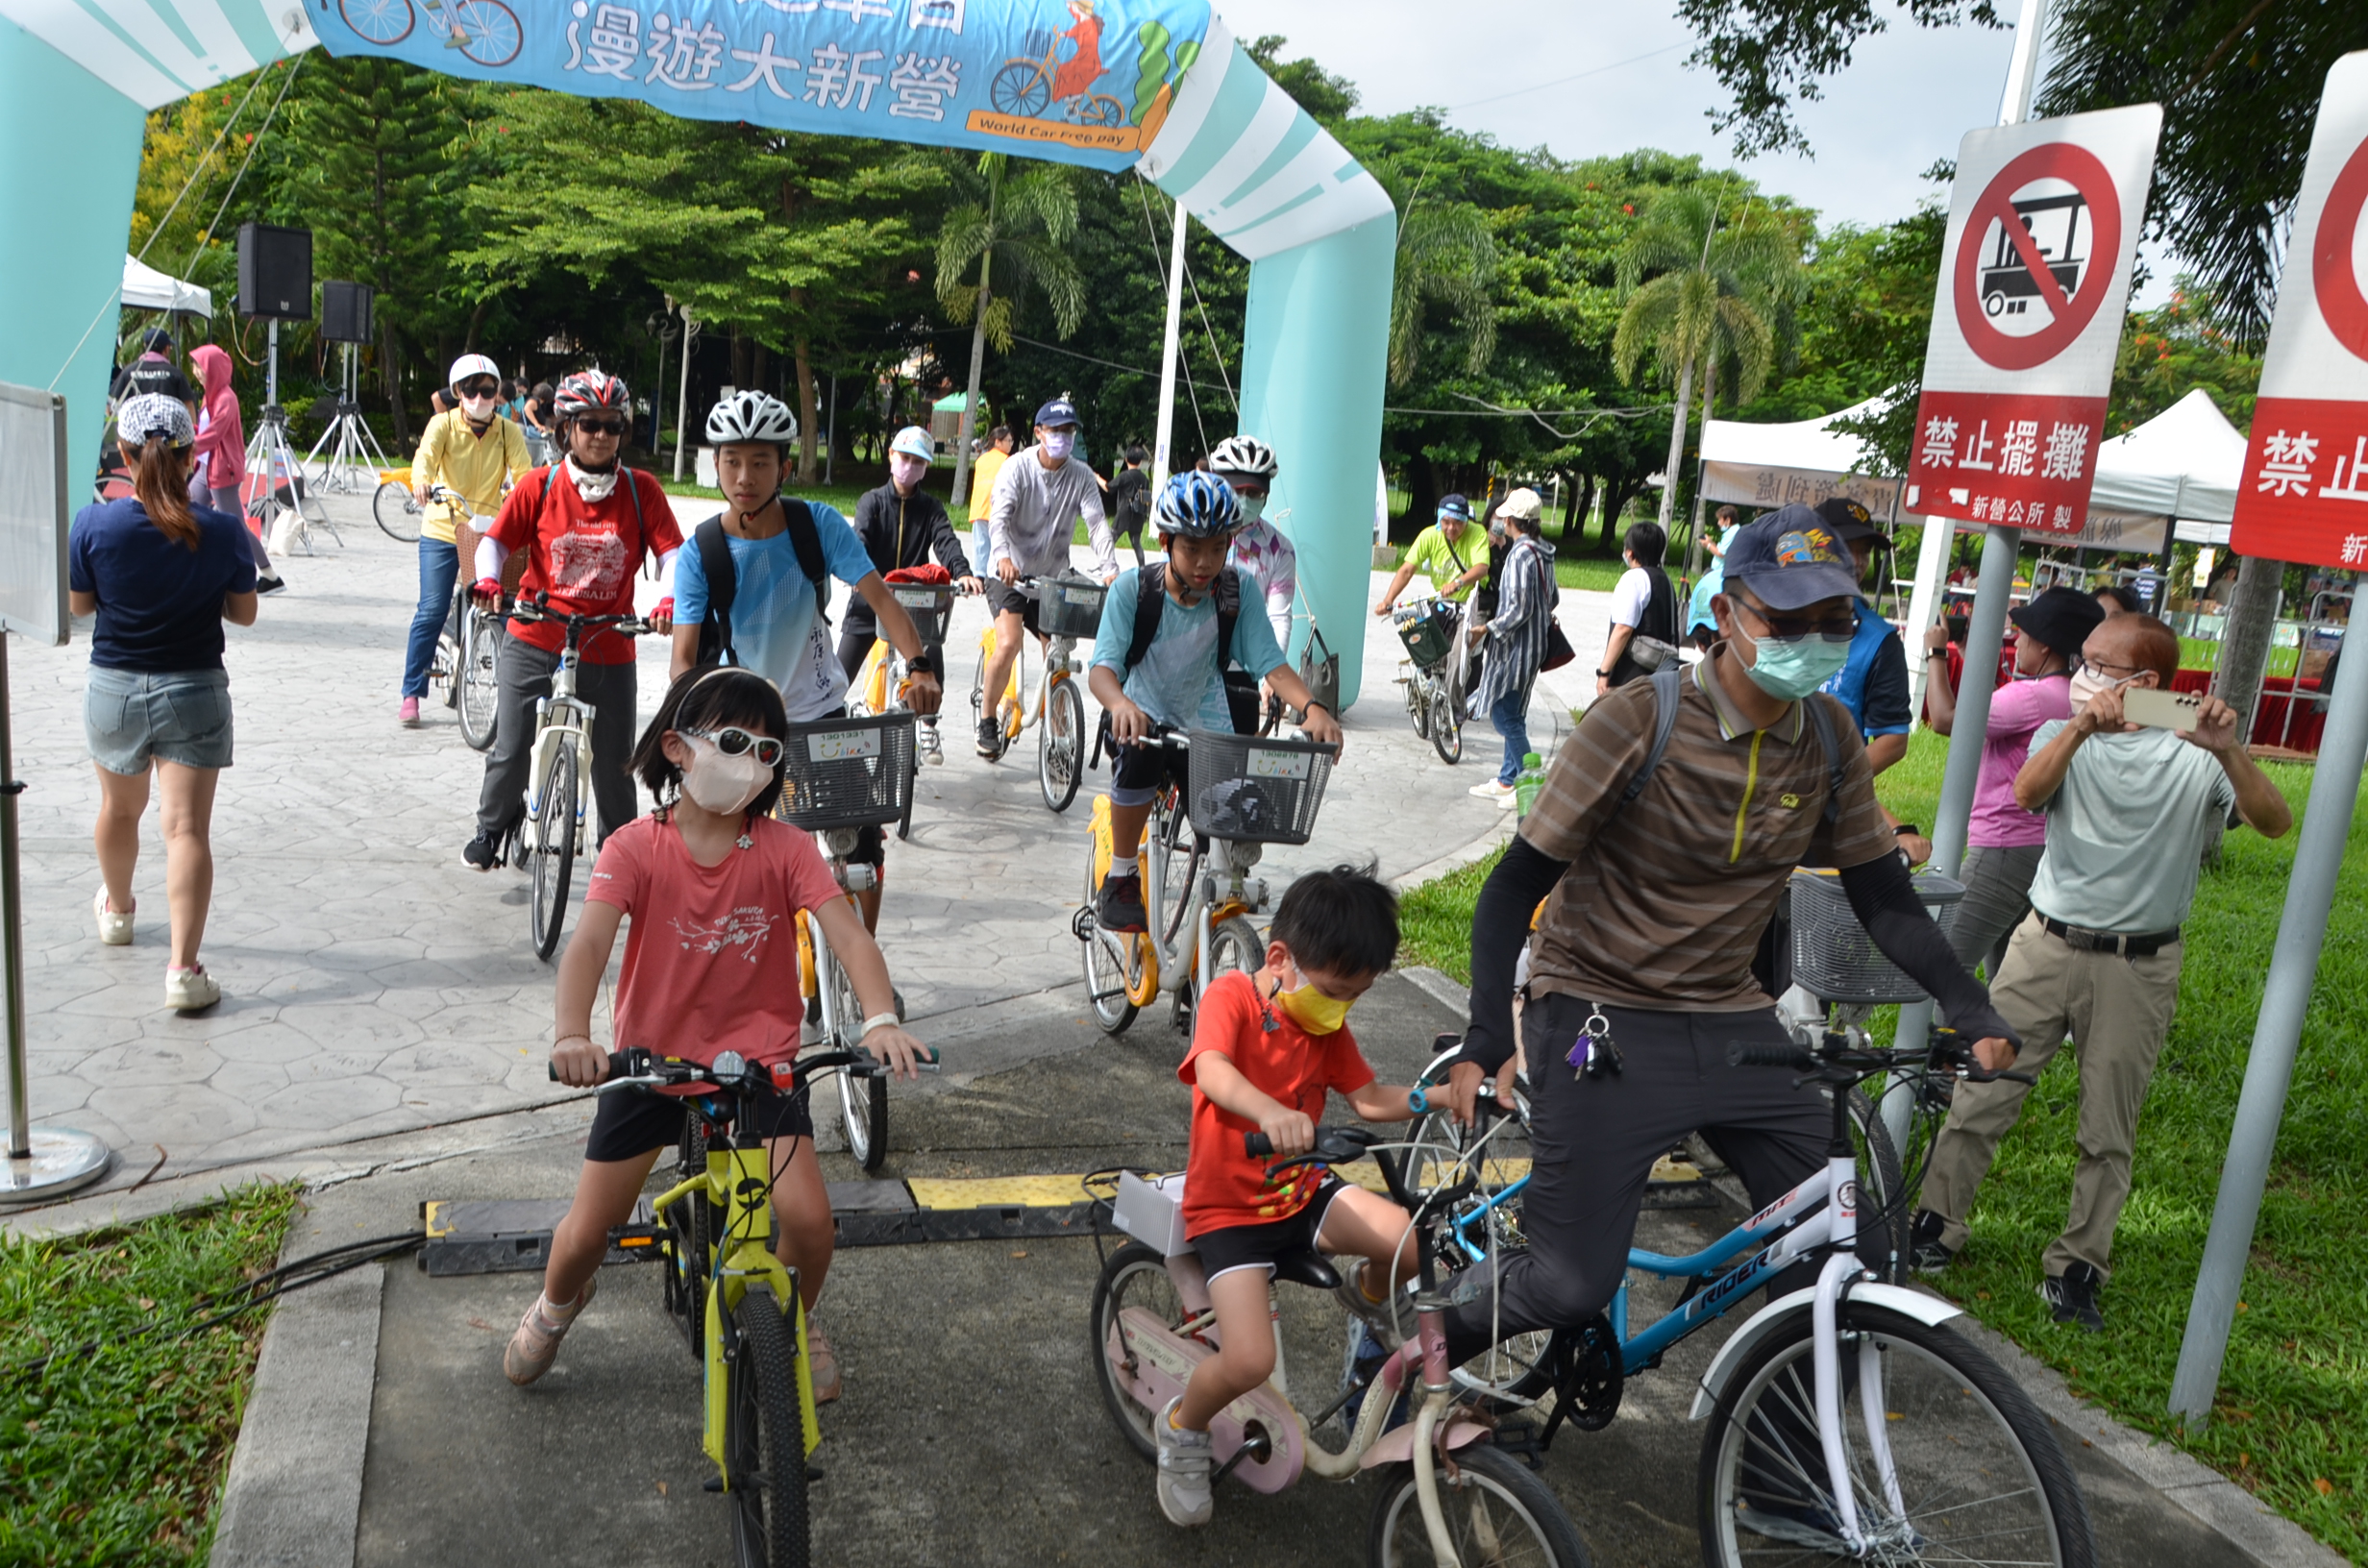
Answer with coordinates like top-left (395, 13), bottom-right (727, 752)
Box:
top-left (1271, 1246), bottom-right (1342, 1292)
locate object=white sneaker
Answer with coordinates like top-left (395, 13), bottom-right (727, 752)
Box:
top-left (1468, 780), bottom-right (1516, 801)
top-left (94, 886), bottom-right (133, 945)
top-left (1153, 1397), bottom-right (1214, 1527)
top-left (163, 966), bottom-right (220, 1012)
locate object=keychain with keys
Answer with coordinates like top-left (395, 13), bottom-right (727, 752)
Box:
top-left (1564, 1004), bottom-right (1624, 1081)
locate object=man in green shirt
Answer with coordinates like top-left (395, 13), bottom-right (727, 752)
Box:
top-left (1372, 493), bottom-right (1486, 616)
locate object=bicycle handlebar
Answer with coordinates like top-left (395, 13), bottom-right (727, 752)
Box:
top-left (549, 1046), bottom-right (881, 1095)
top-left (505, 595), bottom-right (653, 637)
top-left (1244, 1125), bottom-right (1380, 1163)
top-left (1727, 1027), bottom-right (2035, 1085)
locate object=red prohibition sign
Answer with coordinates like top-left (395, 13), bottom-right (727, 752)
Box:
top-left (1953, 142), bottom-right (2123, 372)
top-left (2311, 132), bottom-right (2368, 361)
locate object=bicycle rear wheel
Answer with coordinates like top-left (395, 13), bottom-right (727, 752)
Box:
top-left (373, 479), bottom-right (421, 542)
top-left (1089, 1241), bottom-right (1185, 1462)
top-left (1697, 1303), bottom-right (2093, 1568)
top-left (458, 608), bottom-right (500, 750)
top-left (529, 743), bottom-right (578, 961)
top-left (1369, 1444), bottom-right (1591, 1568)
top-left (1080, 853), bottom-right (1141, 1035)
top-left (1430, 674), bottom-right (1464, 764)
top-left (727, 1287), bottom-right (811, 1568)
top-left (1039, 675), bottom-right (1084, 813)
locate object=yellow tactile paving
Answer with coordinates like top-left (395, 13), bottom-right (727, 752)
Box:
top-left (904, 1157), bottom-right (1696, 1210)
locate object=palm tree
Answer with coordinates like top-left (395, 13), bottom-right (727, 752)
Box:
top-left (936, 153), bottom-right (1087, 508)
top-left (1388, 197), bottom-right (1498, 386)
top-left (1614, 186), bottom-right (1803, 530)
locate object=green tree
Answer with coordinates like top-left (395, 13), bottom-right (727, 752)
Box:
top-left (1384, 190), bottom-right (1499, 388)
top-left (934, 153), bottom-right (1086, 506)
top-left (2106, 281), bottom-right (2260, 435)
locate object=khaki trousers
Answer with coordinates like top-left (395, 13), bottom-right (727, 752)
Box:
top-left (1922, 912), bottom-right (2182, 1280)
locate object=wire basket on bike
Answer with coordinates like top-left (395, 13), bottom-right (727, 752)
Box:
top-left (1034, 575), bottom-right (1108, 639)
top-left (774, 712), bottom-right (917, 830)
top-left (888, 581), bottom-right (956, 650)
top-left (1182, 729), bottom-right (1337, 845)
top-left (1394, 600), bottom-right (1461, 670)
top-left (1788, 868), bottom-right (1967, 1004)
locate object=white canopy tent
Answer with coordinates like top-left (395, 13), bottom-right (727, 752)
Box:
top-left (1698, 397), bottom-right (1906, 524)
top-left (119, 255), bottom-right (211, 317)
top-left (2090, 387), bottom-right (2247, 547)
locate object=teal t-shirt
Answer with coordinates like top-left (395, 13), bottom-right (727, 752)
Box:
top-left (1090, 567), bottom-right (1287, 731)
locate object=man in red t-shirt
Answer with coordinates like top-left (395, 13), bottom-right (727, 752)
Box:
top-left (1154, 868), bottom-right (1415, 1530)
top-left (464, 372), bottom-right (682, 869)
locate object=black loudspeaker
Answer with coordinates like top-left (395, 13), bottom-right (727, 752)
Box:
top-left (236, 223), bottom-right (312, 319)
top-left (321, 281), bottom-right (375, 344)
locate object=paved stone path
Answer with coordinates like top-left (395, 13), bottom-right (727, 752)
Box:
top-left (12, 488), bottom-right (1614, 1195)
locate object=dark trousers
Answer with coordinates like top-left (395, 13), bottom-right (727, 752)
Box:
top-left (837, 617), bottom-right (876, 681)
top-left (1114, 516), bottom-right (1148, 567)
top-left (1443, 993), bottom-right (1831, 1362)
top-left (475, 634), bottom-right (639, 845)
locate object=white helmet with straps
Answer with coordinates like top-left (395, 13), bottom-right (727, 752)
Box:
top-left (1207, 434), bottom-right (1277, 482)
top-left (705, 390), bottom-right (800, 446)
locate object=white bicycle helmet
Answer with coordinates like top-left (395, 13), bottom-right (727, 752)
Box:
top-left (706, 390), bottom-right (799, 446)
top-left (448, 353), bottom-right (502, 390)
top-left (1207, 434), bottom-right (1277, 482)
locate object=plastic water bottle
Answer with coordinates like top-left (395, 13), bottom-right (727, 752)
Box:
top-left (1515, 751), bottom-right (1545, 819)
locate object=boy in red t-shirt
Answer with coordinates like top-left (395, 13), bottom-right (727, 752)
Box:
top-left (1156, 866), bottom-right (1416, 1528)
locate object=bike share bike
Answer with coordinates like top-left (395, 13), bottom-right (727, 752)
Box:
top-left (971, 572), bottom-right (1102, 813)
top-left (1086, 1121), bottom-right (1591, 1567)
top-left (427, 484), bottom-right (505, 750)
top-left (1391, 878), bottom-right (2095, 1568)
top-left (1393, 596), bottom-right (1470, 765)
top-left (502, 595), bottom-right (652, 960)
top-left (1076, 725), bottom-right (1336, 1036)
top-left (567, 1045), bottom-right (880, 1568)
top-left (847, 568), bottom-right (960, 839)
top-left (776, 708), bottom-right (925, 1172)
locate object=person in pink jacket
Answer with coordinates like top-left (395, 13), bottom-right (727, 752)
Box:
top-left (187, 344), bottom-right (282, 595)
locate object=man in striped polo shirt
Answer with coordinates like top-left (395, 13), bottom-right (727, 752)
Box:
top-left (1440, 507), bottom-right (2018, 1433)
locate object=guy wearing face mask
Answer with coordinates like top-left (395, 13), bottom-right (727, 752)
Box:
top-left (1913, 612), bottom-right (2290, 1331)
top-left (403, 353), bottom-right (530, 727)
top-left (840, 426), bottom-right (982, 684)
top-left (1152, 865), bottom-right (1418, 1529)
top-left (1438, 508), bottom-right (2019, 1533)
top-left (979, 395), bottom-right (1117, 757)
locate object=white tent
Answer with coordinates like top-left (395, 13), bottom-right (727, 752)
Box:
top-left (120, 255), bottom-right (211, 317)
top-left (1699, 397), bottom-right (1906, 524)
top-left (2089, 387), bottom-right (2247, 547)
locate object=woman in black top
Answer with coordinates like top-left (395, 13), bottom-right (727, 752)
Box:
top-left (1599, 521), bottom-right (1677, 692)
top-left (67, 394), bottom-right (259, 1013)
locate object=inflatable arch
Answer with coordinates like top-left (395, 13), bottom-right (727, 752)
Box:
top-left (0, 0), bottom-right (1394, 700)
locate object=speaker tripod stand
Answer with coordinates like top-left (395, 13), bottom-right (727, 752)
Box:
top-left (304, 343), bottom-right (391, 496)
top-left (244, 320), bottom-right (339, 554)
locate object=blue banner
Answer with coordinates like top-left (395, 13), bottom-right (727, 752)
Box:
top-left (308, 0), bottom-right (1212, 169)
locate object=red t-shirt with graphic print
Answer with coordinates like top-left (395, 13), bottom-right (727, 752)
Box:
top-left (487, 465), bottom-right (683, 663)
top-left (1177, 969), bottom-right (1377, 1237)
top-left (585, 813), bottom-right (842, 1070)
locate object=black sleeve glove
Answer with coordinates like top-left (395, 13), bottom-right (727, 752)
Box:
top-left (1839, 853), bottom-right (2020, 1050)
top-left (1460, 837), bottom-right (1571, 1074)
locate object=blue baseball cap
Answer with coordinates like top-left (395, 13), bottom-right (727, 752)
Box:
top-left (1033, 396), bottom-right (1079, 429)
top-left (888, 425), bottom-right (936, 461)
top-left (1437, 493), bottom-right (1473, 521)
top-left (1722, 503), bottom-right (1861, 611)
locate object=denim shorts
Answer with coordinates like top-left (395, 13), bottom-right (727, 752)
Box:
top-left (86, 667), bottom-right (234, 773)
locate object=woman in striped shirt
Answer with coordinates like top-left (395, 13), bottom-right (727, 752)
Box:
top-left (1466, 493), bottom-right (1555, 804)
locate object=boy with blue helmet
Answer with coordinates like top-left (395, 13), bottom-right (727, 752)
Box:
top-left (1085, 472), bottom-right (1344, 932)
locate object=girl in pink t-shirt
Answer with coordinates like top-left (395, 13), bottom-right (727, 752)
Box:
top-left (504, 666), bottom-right (931, 1401)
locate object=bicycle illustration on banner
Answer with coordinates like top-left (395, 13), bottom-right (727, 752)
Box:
top-left (330, 0), bottom-right (523, 67)
top-left (990, 0), bottom-right (1125, 126)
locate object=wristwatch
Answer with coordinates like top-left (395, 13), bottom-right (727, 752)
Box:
top-left (1893, 822), bottom-right (1921, 838)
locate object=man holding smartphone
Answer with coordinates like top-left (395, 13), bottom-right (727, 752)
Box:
top-left (1912, 611), bottom-right (2292, 1331)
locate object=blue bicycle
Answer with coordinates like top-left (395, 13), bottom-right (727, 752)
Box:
top-left (1402, 1030), bottom-right (2096, 1568)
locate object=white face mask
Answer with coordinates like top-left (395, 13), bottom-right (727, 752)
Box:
top-left (679, 734), bottom-right (773, 816)
top-left (462, 394), bottom-right (500, 422)
top-left (889, 453), bottom-right (929, 490)
top-left (1234, 492), bottom-right (1267, 525)
top-left (1039, 429), bottom-right (1075, 461)
top-left (565, 454), bottom-right (619, 502)
top-left (2068, 666), bottom-right (2138, 712)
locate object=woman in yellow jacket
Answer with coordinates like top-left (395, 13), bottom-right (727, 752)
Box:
top-left (402, 354), bottom-right (530, 725)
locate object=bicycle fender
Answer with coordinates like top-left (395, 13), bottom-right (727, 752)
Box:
top-left (1107, 1308), bottom-right (1303, 1493)
top-left (1355, 1416), bottom-right (1492, 1471)
top-left (1688, 1283), bottom-right (1963, 1420)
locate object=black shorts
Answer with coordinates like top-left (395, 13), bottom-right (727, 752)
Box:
top-left (984, 576), bottom-right (1045, 636)
top-left (1106, 725), bottom-right (1187, 802)
top-left (1189, 1176), bottom-right (1349, 1282)
top-left (582, 1077), bottom-right (814, 1163)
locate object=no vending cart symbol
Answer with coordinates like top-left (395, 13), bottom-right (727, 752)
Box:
top-left (2312, 133), bottom-right (2368, 362)
top-left (1954, 144), bottom-right (2123, 372)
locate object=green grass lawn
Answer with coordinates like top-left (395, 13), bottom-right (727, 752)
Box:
top-left (1, 1185), bottom-right (300, 1565)
top-left (1397, 727), bottom-right (2367, 1557)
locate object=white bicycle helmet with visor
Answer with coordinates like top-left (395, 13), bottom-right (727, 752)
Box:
top-left (706, 390), bottom-right (799, 447)
top-left (448, 353), bottom-right (502, 395)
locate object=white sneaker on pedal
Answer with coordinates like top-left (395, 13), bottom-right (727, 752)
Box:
top-left (920, 719), bottom-right (945, 765)
top-left (1153, 1398), bottom-right (1214, 1527)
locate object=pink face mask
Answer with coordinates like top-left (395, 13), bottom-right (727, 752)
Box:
top-left (890, 453), bottom-right (928, 489)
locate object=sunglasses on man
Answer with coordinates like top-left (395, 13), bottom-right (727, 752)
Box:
top-left (1731, 593), bottom-right (1858, 644)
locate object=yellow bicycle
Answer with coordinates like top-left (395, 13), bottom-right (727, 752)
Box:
top-left (591, 1045), bottom-right (879, 1568)
top-left (971, 572), bottom-right (1105, 812)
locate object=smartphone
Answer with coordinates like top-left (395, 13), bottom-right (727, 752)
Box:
top-left (2122, 686), bottom-right (2202, 733)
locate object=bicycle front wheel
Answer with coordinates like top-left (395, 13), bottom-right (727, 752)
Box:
top-left (825, 943), bottom-right (887, 1172)
top-left (1039, 676), bottom-right (1084, 813)
top-left (1080, 853), bottom-right (1141, 1036)
top-left (1369, 1443), bottom-right (1591, 1568)
top-left (458, 609), bottom-right (500, 750)
top-left (529, 742), bottom-right (578, 961)
top-left (662, 1119), bottom-right (713, 1361)
top-left (1696, 1303), bottom-right (2094, 1568)
top-left (374, 479), bottom-right (421, 542)
top-left (726, 1288), bottom-right (811, 1568)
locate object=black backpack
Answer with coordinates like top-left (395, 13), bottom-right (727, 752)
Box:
top-left (692, 496), bottom-right (823, 668)
top-left (1123, 562), bottom-right (1258, 735)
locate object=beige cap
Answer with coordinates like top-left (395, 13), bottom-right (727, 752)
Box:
top-left (1496, 486), bottom-right (1544, 522)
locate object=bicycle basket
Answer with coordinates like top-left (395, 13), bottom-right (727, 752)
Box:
top-left (1787, 869), bottom-right (1966, 1005)
top-left (773, 712), bottom-right (917, 831)
top-left (1182, 729), bottom-right (1337, 845)
top-left (889, 582), bottom-right (956, 649)
top-left (1035, 574), bottom-right (1108, 639)
top-left (1394, 600), bottom-right (1459, 670)
top-left (1022, 26), bottom-right (1052, 56)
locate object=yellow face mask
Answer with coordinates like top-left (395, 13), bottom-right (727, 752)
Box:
top-left (1273, 961), bottom-right (1354, 1036)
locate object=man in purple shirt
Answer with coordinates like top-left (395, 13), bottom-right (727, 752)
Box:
top-left (1916, 585), bottom-right (2106, 989)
